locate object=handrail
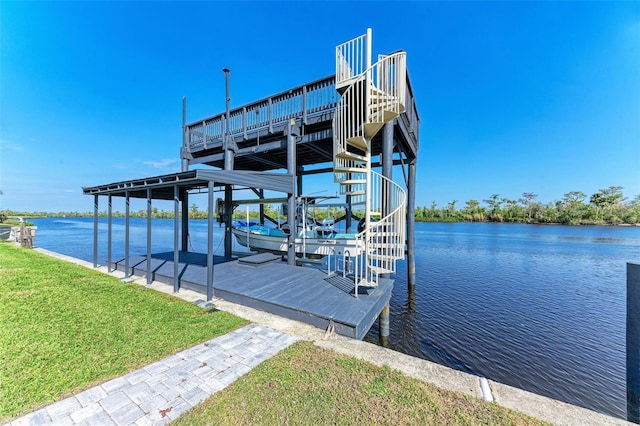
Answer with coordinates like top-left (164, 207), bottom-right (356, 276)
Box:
top-left (187, 77), bottom-right (338, 151)
top-left (333, 41), bottom-right (407, 289)
top-left (186, 72), bottom-right (417, 153)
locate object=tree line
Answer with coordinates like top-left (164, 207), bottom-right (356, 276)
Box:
top-left (2, 186), bottom-right (639, 225)
top-left (417, 186), bottom-right (640, 225)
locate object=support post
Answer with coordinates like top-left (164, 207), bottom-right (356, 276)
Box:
top-left (207, 181), bottom-right (214, 301)
top-left (93, 195), bottom-right (98, 268)
top-left (379, 304), bottom-right (390, 347)
top-left (173, 185), bottom-right (180, 292)
top-left (345, 194), bottom-right (352, 233)
top-left (181, 190), bottom-right (189, 251)
top-left (222, 68), bottom-right (234, 259)
top-left (146, 188), bottom-right (152, 285)
top-left (628, 262), bottom-right (640, 422)
top-left (224, 186), bottom-right (233, 258)
top-left (287, 120), bottom-right (297, 265)
top-left (379, 121), bottom-right (393, 340)
top-left (124, 191), bottom-right (130, 278)
top-left (297, 166), bottom-right (303, 197)
top-left (259, 189), bottom-right (265, 225)
top-left (181, 96), bottom-right (189, 172)
top-left (107, 195), bottom-right (112, 272)
top-left (407, 160), bottom-right (417, 289)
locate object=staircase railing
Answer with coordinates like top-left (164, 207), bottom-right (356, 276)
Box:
top-left (332, 30), bottom-right (407, 293)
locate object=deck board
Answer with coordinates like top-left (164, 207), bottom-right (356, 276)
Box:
top-left (112, 251), bottom-right (393, 339)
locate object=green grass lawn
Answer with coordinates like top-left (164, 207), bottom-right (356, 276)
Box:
top-left (175, 341), bottom-right (547, 426)
top-left (0, 242), bottom-right (247, 421)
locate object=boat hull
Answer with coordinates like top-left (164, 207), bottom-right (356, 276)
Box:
top-left (232, 227), bottom-right (363, 258)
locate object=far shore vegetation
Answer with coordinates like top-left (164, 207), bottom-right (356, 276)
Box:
top-left (2, 186), bottom-right (639, 226)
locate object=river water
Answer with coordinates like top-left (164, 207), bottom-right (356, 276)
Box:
top-left (29, 217), bottom-right (640, 419)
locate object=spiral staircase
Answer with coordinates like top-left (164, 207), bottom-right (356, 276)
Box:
top-left (333, 29), bottom-right (407, 292)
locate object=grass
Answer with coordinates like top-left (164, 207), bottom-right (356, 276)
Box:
top-left (175, 341), bottom-right (548, 426)
top-left (0, 242), bottom-right (247, 421)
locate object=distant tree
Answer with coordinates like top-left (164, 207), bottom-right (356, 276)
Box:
top-left (483, 194), bottom-right (503, 222)
top-left (447, 200), bottom-right (457, 219)
top-left (520, 192), bottom-right (537, 221)
top-left (561, 191), bottom-right (587, 224)
top-left (483, 194), bottom-right (502, 213)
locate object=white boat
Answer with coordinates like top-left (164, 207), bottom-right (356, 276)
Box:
top-left (232, 221), bottom-right (364, 259)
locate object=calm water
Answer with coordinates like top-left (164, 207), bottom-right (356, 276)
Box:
top-left (30, 218), bottom-right (640, 418)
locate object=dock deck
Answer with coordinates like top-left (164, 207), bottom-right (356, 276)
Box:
top-left (111, 252), bottom-right (393, 339)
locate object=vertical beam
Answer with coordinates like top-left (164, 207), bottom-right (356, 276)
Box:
top-left (146, 188), bottom-right (152, 285)
top-left (628, 262), bottom-right (640, 422)
top-left (407, 160), bottom-right (417, 289)
top-left (297, 166), bottom-right (303, 197)
top-left (107, 195), bottom-right (112, 272)
top-left (181, 190), bottom-right (189, 251)
top-left (173, 185), bottom-right (180, 292)
top-left (259, 189), bottom-right (265, 225)
top-left (224, 186), bottom-right (233, 258)
top-left (125, 191), bottom-right (130, 278)
top-left (345, 194), bottom-right (352, 233)
top-left (287, 120), bottom-right (297, 265)
top-left (222, 68), bottom-right (234, 259)
top-left (207, 181), bottom-right (215, 301)
top-left (378, 121), bottom-right (393, 341)
top-left (181, 96), bottom-right (188, 172)
top-left (93, 195), bottom-right (98, 268)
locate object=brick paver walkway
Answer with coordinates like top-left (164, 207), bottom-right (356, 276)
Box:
top-left (8, 324), bottom-right (296, 425)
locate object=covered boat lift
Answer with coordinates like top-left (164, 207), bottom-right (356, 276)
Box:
top-left (83, 168), bottom-right (296, 302)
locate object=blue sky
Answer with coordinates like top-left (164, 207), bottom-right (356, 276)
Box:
top-left (1, 1), bottom-right (638, 212)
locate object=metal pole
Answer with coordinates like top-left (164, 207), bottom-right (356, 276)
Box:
top-left (125, 191), bottom-right (130, 277)
top-left (207, 181), bottom-right (214, 301)
top-left (222, 68), bottom-right (234, 258)
top-left (181, 190), bottom-right (189, 251)
top-left (93, 195), bottom-right (98, 268)
top-left (628, 262), bottom-right (640, 422)
top-left (107, 195), bottom-right (112, 272)
top-left (223, 67), bottom-right (232, 170)
top-left (407, 160), bottom-right (417, 289)
top-left (297, 166), bottom-right (303, 197)
top-left (182, 96), bottom-right (188, 172)
top-left (224, 185), bottom-right (232, 258)
top-left (287, 120), bottom-right (297, 265)
top-left (345, 194), bottom-right (352, 233)
top-left (378, 121), bottom-right (393, 341)
top-left (146, 188), bottom-right (152, 285)
top-left (259, 189), bottom-right (265, 225)
top-left (173, 185), bottom-right (180, 292)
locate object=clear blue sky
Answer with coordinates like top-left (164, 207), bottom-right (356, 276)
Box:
top-left (1, 1), bottom-right (638, 212)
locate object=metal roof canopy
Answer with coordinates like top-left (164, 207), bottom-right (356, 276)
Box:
top-left (82, 169), bottom-right (294, 199)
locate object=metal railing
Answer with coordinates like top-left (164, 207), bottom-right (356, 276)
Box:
top-left (332, 33), bottom-right (408, 292)
top-left (186, 76), bottom-right (338, 151)
top-left (336, 31), bottom-right (369, 90)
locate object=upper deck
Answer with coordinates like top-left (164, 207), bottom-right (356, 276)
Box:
top-left (183, 74), bottom-right (420, 172)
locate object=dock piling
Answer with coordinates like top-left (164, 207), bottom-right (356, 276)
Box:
top-left (407, 160), bottom-right (417, 289)
top-left (628, 262), bottom-right (640, 423)
top-left (379, 303), bottom-right (390, 346)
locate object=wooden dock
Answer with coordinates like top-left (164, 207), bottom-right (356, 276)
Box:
top-left (111, 252), bottom-right (393, 339)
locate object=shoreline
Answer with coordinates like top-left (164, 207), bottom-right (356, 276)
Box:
top-left (29, 245), bottom-right (632, 426)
